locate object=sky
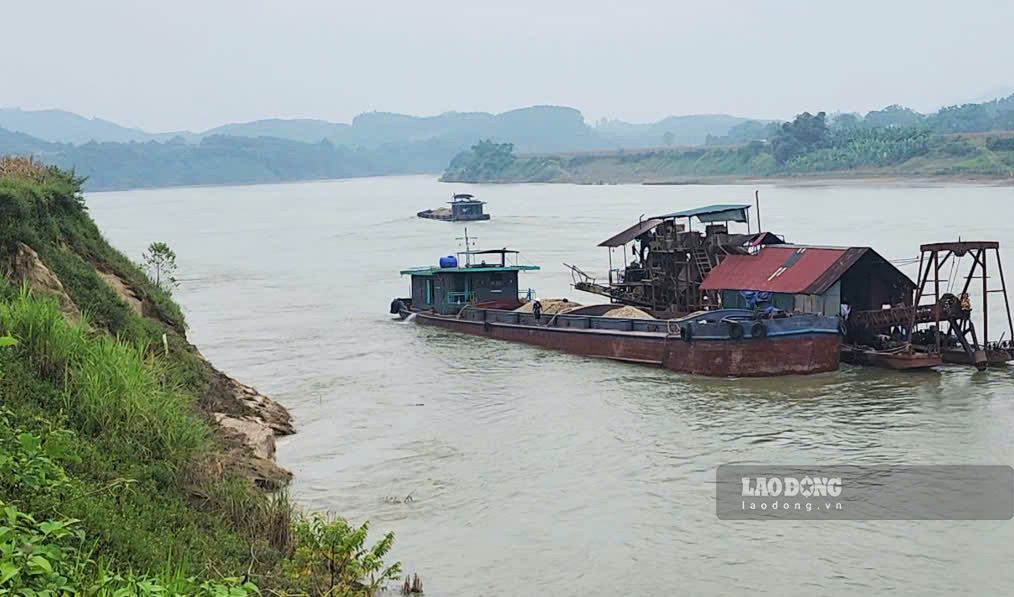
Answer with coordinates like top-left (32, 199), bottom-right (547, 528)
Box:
top-left (4, 0), bottom-right (1014, 132)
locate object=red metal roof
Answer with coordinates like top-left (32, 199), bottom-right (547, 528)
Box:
top-left (700, 246), bottom-right (868, 294)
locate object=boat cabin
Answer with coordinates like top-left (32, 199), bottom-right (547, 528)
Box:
top-left (700, 245), bottom-right (915, 316)
top-left (400, 248), bottom-right (539, 315)
top-left (448, 193), bottom-right (490, 221)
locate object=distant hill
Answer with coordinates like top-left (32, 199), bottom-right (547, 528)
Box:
top-left (0, 108), bottom-right (197, 144)
top-left (597, 114), bottom-right (759, 146)
top-left (0, 126), bottom-right (60, 155)
top-left (201, 118), bottom-right (349, 143)
top-left (329, 106), bottom-right (604, 152)
top-left (0, 127), bottom-right (409, 191)
top-left (0, 105), bottom-right (757, 152)
top-left (943, 86), bottom-right (1014, 110)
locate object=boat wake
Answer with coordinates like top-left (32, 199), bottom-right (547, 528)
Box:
top-left (402, 313), bottom-right (417, 323)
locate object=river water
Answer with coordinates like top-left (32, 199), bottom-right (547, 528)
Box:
top-left (88, 176), bottom-right (1014, 596)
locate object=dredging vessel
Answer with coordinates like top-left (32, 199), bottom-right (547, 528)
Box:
top-left (564, 202), bottom-right (1011, 371)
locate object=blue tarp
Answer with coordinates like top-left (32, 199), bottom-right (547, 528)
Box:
top-left (740, 290), bottom-right (772, 310)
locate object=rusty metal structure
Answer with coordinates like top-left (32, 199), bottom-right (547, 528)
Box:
top-left (843, 240), bottom-right (1014, 370)
top-left (567, 204), bottom-right (783, 317)
top-left (904, 241), bottom-right (1014, 369)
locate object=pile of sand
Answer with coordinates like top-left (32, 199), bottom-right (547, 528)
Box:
top-left (603, 305), bottom-right (655, 319)
top-left (515, 299), bottom-right (582, 314)
top-left (429, 207), bottom-right (452, 217)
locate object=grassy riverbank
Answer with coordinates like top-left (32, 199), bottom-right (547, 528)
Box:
top-left (441, 126), bottom-right (1014, 185)
top-left (0, 159), bottom-right (400, 595)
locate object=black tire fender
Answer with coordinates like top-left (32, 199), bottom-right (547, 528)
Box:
top-left (751, 322), bottom-right (768, 338)
top-left (681, 326), bottom-right (693, 342)
top-left (728, 321), bottom-right (745, 339)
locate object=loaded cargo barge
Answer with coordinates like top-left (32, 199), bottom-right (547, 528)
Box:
top-left (417, 193), bottom-right (491, 221)
top-left (391, 246), bottom-right (840, 377)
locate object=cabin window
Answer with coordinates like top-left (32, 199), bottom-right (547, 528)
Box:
top-left (490, 273), bottom-right (503, 287)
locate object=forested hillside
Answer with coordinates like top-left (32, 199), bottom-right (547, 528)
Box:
top-left (442, 109), bottom-right (1014, 183)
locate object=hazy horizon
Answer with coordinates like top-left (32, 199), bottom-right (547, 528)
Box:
top-left (5, 0), bottom-right (1014, 132)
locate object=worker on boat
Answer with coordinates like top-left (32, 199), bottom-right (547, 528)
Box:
top-left (840, 300), bottom-right (851, 321)
top-left (532, 299), bottom-right (543, 324)
top-left (637, 235), bottom-right (650, 263)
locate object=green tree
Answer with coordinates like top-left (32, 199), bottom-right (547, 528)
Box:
top-left (863, 104), bottom-right (924, 128)
top-left (928, 103), bottom-right (994, 133)
top-left (285, 514), bottom-right (401, 595)
top-left (772, 111), bottom-right (829, 164)
top-left (996, 109), bottom-right (1014, 131)
top-left (142, 241), bottom-right (179, 294)
top-left (831, 112), bottom-right (862, 129)
top-left (442, 139), bottom-right (518, 181)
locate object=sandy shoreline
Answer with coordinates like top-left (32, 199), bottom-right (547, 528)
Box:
top-left (441, 172), bottom-right (1014, 187)
top-left (637, 173), bottom-right (1014, 187)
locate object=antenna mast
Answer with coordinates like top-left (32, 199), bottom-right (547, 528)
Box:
top-left (755, 189), bottom-right (762, 232)
top-left (456, 227), bottom-right (478, 266)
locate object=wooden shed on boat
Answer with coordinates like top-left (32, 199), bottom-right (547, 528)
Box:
top-left (699, 245), bottom-right (915, 315)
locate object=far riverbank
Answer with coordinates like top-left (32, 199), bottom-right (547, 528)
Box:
top-left (440, 133), bottom-right (1014, 186)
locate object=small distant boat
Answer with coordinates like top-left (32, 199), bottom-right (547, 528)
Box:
top-left (417, 193), bottom-right (490, 222)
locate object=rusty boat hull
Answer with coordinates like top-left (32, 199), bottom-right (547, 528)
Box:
top-left (939, 347), bottom-right (1012, 367)
top-left (400, 306), bottom-right (841, 377)
top-left (840, 345), bottom-right (943, 370)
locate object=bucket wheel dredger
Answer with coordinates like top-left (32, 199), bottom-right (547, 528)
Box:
top-left (905, 241), bottom-right (1014, 370)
